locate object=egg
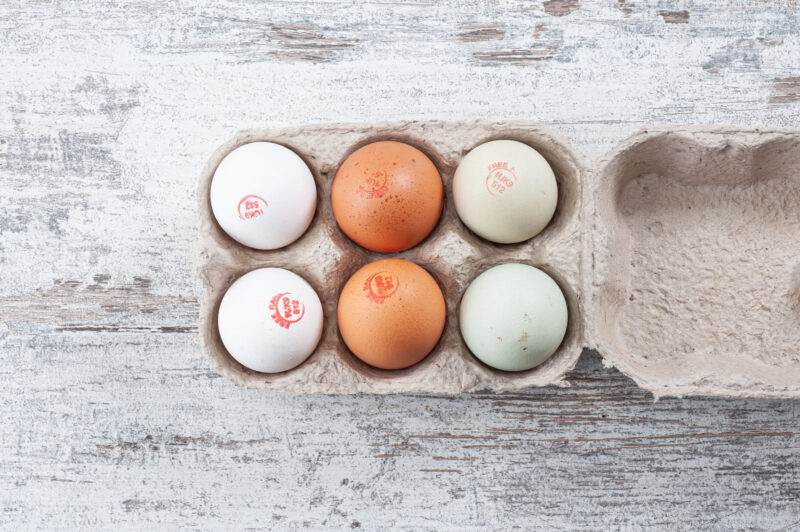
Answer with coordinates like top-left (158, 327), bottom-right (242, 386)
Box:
top-left (453, 140), bottom-right (557, 244)
top-left (210, 142), bottom-right (317, 250)
top-left (217, 267), bottom-right (323, 373)
top-left (332, 141), bottom-right (443, 252)
top-left (459, 263), bottom-right (568, 372)
top-left (337, 258), bottom-right (446, 370)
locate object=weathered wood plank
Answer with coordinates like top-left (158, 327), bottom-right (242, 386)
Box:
top-left (0, 0), bottom-right (799, 529)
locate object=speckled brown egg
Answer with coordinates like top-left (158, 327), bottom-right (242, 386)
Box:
top-left (337, 258), bottom-right (446, 370)
top-left (331, 141), bottom-right (443, 252)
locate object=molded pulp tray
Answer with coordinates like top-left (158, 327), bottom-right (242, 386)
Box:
top-left (192, 122), bottom-right (800, 398)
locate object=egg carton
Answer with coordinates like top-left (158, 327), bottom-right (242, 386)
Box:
top-left (192, 121), bottom-right (800, 397)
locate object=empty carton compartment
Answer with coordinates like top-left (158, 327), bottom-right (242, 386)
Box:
top-left (591, 129), bottom-right (800, 397)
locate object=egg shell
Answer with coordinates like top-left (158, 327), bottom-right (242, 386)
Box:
top-left (217, 268), bottom-right (323, 373)
top-left (337, 258), bottom-right (446, 370)
top-left (210, 142), bottom-right (317, 250)
top-left (459, 263), bottom-right (568, 372)
top-left (453, 139), bottom-right (557, 244)
top-left (331, 141), bottom-right (443, 252)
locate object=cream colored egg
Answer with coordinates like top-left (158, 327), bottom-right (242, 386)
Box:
top-left (459, 263), bottom-right (568, 372)
top-left (453, 140), bottom-right (557, 244)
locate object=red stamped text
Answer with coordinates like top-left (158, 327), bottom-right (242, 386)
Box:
top-left (363, 271), bottom-right (399, 304)
top-left (269, 292), bottom-right (305, 329)
top-left (485, 162), bottom-right (517, 196)
top-left (357, 171), bottom-right (389, 199)
top-left (238, 195), bottom-right (268, 220)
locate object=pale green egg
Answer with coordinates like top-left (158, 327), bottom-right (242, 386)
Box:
top-left (459, 263), bottom-right (568, 372)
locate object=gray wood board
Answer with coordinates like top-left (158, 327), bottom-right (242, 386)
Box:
top-left (0, 0), bottom-right (798, 529)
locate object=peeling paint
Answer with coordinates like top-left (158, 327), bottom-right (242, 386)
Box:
top-left (659, 10), bottom-right (690, 23)
top-left (269, 24), bottom-right (357, 63)
top-left (457, 23), bottom-right (506, 42)
top-left (616, 0), bottom-right (635, 15)
top-left (769, 76), bottom-right (800, 103)
top-left (473, 46), bottom-right (558, 65)
top-left (702, 38), bottom-right (781, 72)
top-left (542, 0), bottom-right (581, 17)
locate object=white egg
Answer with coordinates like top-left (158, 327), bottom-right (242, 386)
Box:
top-left (210, 142), bottom-right (317, 250)
top-left (217, 268), bottom-right (323, 373)
top-left (459, 263), bottom-right (568, 372)
top-left (453, 140), bottom-right (557, 244)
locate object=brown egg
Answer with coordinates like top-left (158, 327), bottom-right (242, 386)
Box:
top-left (337, 258), bottom-right (446, 370)
top-left (332, 141), bottom-right (443, 252)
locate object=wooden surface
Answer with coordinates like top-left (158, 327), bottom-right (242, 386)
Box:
top-left (1, 0), bottom-right (798, 529)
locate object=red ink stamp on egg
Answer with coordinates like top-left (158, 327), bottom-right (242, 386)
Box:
top-left (363, 271), bottom-right (399, 304)
top-left (485, 162), bottom-right (516, 196)
top-left (357, 171), bottom-right (389, 199)
top-left (269, 292), bottom-right (305, 329)
top-left (238, 195), bottom-right (268, 220)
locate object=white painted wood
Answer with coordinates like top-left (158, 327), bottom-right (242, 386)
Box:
top-left (1, 0), bottom-right (798, 529)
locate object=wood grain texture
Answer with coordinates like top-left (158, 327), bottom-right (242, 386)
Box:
top-left (0, 0), bottom-right (798, 529)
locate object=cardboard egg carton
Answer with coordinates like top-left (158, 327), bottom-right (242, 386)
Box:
top-left (192, 121), bottom-right (800, 397)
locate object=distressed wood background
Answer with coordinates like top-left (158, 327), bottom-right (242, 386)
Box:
top-left (1, 0), bottom-right (799, 530)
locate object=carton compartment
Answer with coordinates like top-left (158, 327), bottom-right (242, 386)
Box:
top-left (593, 130), bottom-right (800, 397)
top-left (193, 121), bottom-right (584, 393)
